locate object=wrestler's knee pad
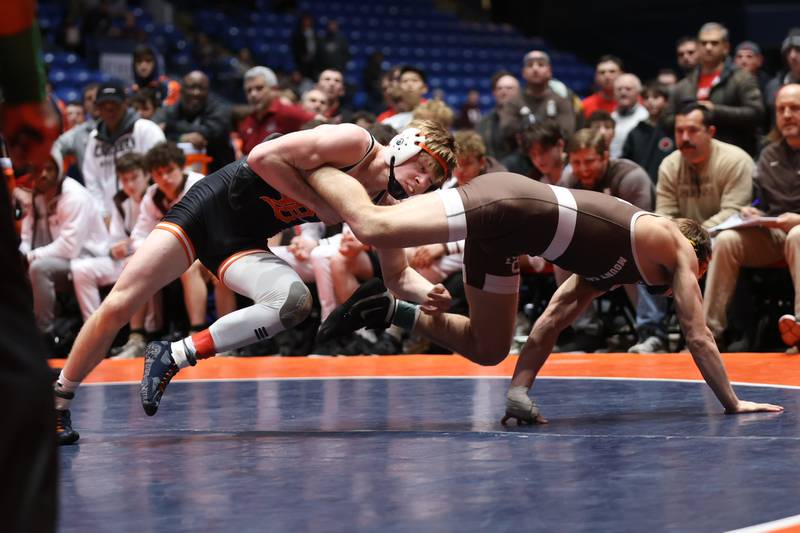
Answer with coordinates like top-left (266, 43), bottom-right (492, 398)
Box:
top-left (278, 281), bottom-right (312, 329)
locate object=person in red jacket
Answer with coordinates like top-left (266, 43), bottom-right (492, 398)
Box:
top-left (237, 66), bottom-right (315, 155)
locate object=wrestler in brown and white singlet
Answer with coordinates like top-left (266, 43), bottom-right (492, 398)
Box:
top-left (436, 171), bottom-right (656, 293)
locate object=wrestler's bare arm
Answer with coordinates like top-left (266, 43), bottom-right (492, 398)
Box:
top-left (307, 165), bottom-right (379, 233)
top-left (375, 246), bottom-right (451, 314)
top-left (510, 274), bottom-right (602, 389)
top-left (246, 123), bottom-right (372, 224)
top-left (308, 165), bottom-right (451, 249)
top-left (668, 236), bottom-right (783, 414)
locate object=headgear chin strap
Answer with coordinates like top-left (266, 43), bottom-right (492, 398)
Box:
top-left (383, 128), bottom-right (450, 200)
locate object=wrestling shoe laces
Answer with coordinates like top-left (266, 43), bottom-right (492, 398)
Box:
top-left (55, 408), bottom-right (80, 445)
top-left (141, 341), bottom-right (187, 416)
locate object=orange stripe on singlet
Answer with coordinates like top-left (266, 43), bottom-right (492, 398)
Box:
top-left (216, 249), bottom-right (267, 282)
top-left (154, 222), bottom-right (196, 265)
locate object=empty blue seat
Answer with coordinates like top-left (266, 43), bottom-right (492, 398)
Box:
top-left (55, 86), bottom-right (81, 103)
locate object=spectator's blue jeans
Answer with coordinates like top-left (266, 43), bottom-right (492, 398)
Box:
top-left (635, 284), bottom-right (669, 340)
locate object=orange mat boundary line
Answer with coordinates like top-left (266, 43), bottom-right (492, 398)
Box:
top-left (49, 352), bottom-right (800, 387)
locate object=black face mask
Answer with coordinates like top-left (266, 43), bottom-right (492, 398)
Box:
top-left (387, 157), bottom-right (409, 199)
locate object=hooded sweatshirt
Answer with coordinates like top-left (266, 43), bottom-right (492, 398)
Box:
top-left (20, 149), bottom-right (110, 261)
top-left (81, 108), bottom-right (165, 219)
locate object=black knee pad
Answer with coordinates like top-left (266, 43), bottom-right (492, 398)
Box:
top-left (279, 281), bottom-right (312, 329)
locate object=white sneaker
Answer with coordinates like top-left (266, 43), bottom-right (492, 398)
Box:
top-left (110, 335), bottom-right (146, 359)
top-left (628, 336), bottom-right (666, 354)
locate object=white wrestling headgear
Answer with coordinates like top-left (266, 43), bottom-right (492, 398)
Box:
top-left (383, 127), bottom-right (451, 199)
top-left (384, 128), bottom-right (427, 167)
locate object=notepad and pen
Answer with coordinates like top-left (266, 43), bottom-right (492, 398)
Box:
top-left (708, 213), bottom-right (782, 235)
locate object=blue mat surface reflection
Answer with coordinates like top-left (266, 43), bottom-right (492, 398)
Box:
top-left (59, 378), bottom-right (799, 532)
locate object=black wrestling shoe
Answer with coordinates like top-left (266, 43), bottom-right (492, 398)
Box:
top-left (55, 408), bottom-right (79, 445)
top-left (317, 278), bottom-right (397, 343)
top-left (141, 341), bottom-right (192, 416)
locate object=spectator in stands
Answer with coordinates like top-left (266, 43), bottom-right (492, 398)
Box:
top-left (523, 119), bottom-right (568, 184)
top-left (64, 101), bottom-right (85, 130)
top-left (82, 81), bottom-right (165, 223)
top-left (317, 69), bottom-right (351, 123)
top-left (54, 83), bottom-right (99, 182)
top-left (651, 103), bottom-right (754, 350)
top-left (454, 89), bottom-right (482, 130)
top-left (622, 82), bottom-right (675, 184)
top-left (376, 66), bottom-right (403, 123)
top-left (556, 128), bottom-right (654, 352)
top-left (657, 103), bottom-right (753, 230)
top-left (586, 110), bottom-right (616, 148)
top-left (581, 55), bottom-right (624, 119)
top-left (291, 12), bottom-right (319, 80)
top-left (734, 41), bottom-right (770, 99)
top-left (665, 22), bottom-right (764, 156)
top-left (561, 128), bottom-right (654, 220)
top-left (56, 13), bottom-right (85, 55)
top-left (130, 45), bottom-right (180, 107)
top-left (362, 51), bottom-right (385, 114)
top-left (237, 66), bottom-right (315, 155)
top-left (704, 85), bottom-right (800, 352)
top-left (301, 87), bottom-right (328, 116)
top-left (81, 0), bottom-right (114, 39)
top-left (610, 73), bottom-right (649, 158)
top-left (159, 70), bottom-right (234, 172)
top-left (316, 19), bottom-right (349, 75)
top-left (476, 71), bottom-right (520, 161)
top-left (448, 130), bottom-right (506, 187)
top-left (657, 69), bottom-right (678, 88)
top-left (382, 65), bottom-right (429, 131)
top-left (70, 153), bottom-right (154, 359)
top-left (765, 29), bottom-right (800, 125)
top-left (138, 142), bottom-right (211, 336)
top-left (676, 36), bottom-right (699, 76)
top-left (515, 50), bottom-right (576, 138)
top-left (351, 110), bottom-right (376, 129)
top-left (232, 48), bottom-right (256, 80)
top-left (412, 99), bottom-right (454, 129)
top-left (130, 89), bottom-right (159, 121)
top-left (20, 149), bottom-right (109, 349)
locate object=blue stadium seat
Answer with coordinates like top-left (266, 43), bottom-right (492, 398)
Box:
top-left (49, 69), bottom-right (68, 84)
top-left (55, 86), bottom-right (81, 104)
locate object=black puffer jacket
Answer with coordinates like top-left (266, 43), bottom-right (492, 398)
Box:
top-left (664, 58), bottom-right (764, 156)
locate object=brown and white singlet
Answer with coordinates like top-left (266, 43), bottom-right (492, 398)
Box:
top-left (435, 171), bottom-right (654, 293)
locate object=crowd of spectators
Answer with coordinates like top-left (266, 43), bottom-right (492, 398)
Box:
top-left (19, 4), bottom-right (800, 357)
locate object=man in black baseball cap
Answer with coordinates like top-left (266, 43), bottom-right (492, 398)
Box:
top-left (81, 79), bottom-right (165, 223)
top-left (95, 81), bottom-right (127, 104)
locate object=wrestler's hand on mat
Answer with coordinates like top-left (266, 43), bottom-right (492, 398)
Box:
top-left (501, 386), bottom-right (548, 426)
top-left (725, 400), bottom-right (784, 414)
top-left (420, 284), bottom-right (451, 315)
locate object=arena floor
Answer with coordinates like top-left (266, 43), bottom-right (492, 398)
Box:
top-left (53, 353), bottom-right (800, 533)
